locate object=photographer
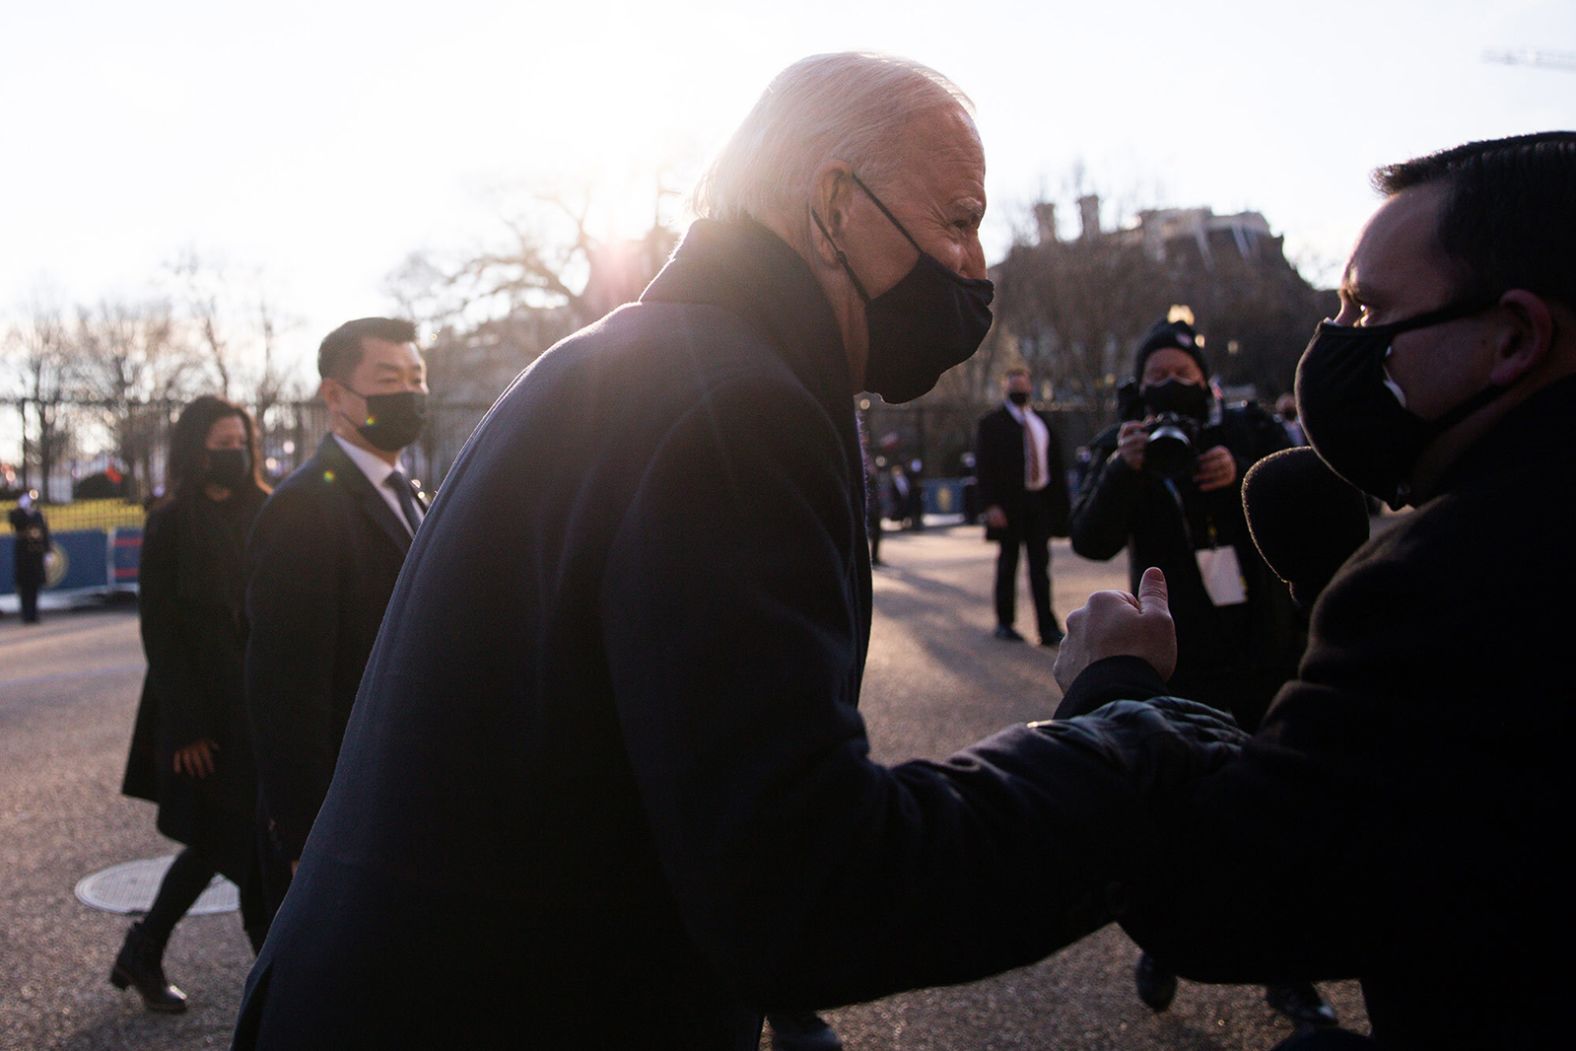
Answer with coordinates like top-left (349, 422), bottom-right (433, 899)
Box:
top-left (1070, 317), bottom-right (1298, 727)
top-left (1068, 317), bottom-right (1331, 1027)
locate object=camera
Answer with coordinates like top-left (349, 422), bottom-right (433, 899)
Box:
top-left (1117, 380), bottom-right (1199, 478)
top-left (1143, 412), bottom-right (1198, 477)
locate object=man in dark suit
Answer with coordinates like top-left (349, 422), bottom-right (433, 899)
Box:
top-left (7, 490), bottom-right (50, 624)
top-left (1052, 132), bottom-right (1576, 1048)
top-left (976, 367), bottom-right (1070, 645)
top-left (244, 316), bottom-right (428, 914)
top-left (233, 54), bottom-right (1237, 1051)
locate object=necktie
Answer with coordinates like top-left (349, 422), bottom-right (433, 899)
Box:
top-left (1023, 415), bottom-right (1045, 489)
top-left (385, 469), bottom-right (423, 535)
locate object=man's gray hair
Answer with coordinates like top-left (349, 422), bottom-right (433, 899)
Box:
top-left (694, 52), bottom-right (972, 226)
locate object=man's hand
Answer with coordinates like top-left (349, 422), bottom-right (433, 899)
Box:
top-left (1192, 445), bottom-right (1237, 492)
top-left (1054, 567), bottom-right (1177, 690)
top-left (1117, 420), bottom-right (1148, 471)
top-left (983, 505), bottom-right (1008, 530)
top-left (173, 739), bottom-right (219, 779)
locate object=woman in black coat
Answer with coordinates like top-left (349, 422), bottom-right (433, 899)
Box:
top-left (115, 395), bottom-right (270, 1013)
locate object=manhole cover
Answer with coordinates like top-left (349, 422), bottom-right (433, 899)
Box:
top-left (75, 855), bottom-right (238, 916)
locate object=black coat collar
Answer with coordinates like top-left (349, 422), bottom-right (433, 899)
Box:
top-left (642, 219), bottom-right (853, 417)
top-left (170, 486), bottom-right (265, 612)
top-left (1433, 373), bottom-right (1576, 498)
top-left (314, 433), bottom-right (411, 555)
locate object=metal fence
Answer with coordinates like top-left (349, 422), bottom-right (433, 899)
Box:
top-left (0, 398), bottom-right (497, 535)
top-left (3, 393), bottom-right (1085, 609)
top-left (1, 392), bottom-right (1087, 615)
top-left (862, 398), bottom-right (1098, 482)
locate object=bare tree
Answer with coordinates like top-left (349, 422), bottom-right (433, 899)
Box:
top-left (169, 247), bottom-right (235, 398)
top-left (251, 290), bottom-right (305, 435)
top-left (974, 189), bottom-right (1332, 447)
top-left (3, 300), bottom-right (74, 501)
top-left (166, 249), bottom-right (306, 412)
top-left (384, 251), bottom-right (460, 327)
top-left (74, 298), bottom-right (203, 501)
top-left (398, 185), bottom-right (680, 412)
top-left (989, 228), bottom-right (1176, 441)
top-left (449, 186), bottom-right (678, 328)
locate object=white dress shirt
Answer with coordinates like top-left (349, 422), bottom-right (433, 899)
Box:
top-left (332, 433), bottom-right (424, 535)
top-left (1005, 401), bottom-right (1051, 492)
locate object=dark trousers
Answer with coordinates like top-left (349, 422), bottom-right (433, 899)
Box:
top-left (144, 845), bottom-right (268, 953)
top-left (993, 492), bottom-right (1057, 637)
top-left (17, 581), bottom-right (41, 623)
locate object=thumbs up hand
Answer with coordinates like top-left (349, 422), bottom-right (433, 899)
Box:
top-left (1053, 567), bottom-right (1178, 690)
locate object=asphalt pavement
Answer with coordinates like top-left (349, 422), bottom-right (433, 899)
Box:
top-left (0, 526), bottom-right (1368, 1050)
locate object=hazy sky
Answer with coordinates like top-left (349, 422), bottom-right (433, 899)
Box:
top-left (2, 0), bottom-right (1572, 380)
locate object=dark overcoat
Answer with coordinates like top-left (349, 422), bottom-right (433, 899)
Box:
top-left (1057, 374), bottom-right (1576, 1049)
top-left (232, 219), bottom-right (1240, 1050)
top-left (1068, 403), bottom-right (1298, 728)
top-left (121, 488), bottom-right (265, 876)
top-left (974, 404), bottom-right (1071, 541)
top-left (243, 433), bottom-right (417, 859)
top-left (8, 505), bottom-right (49, 584)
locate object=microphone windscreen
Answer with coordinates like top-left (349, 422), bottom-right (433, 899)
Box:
top-left (1242, 447), bottom-right (1371, 608)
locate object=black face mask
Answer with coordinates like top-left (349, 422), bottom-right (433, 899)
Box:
top-left (205, 448), bottom-right (251, 489)
top-left (811, 173), bottom-right (994, 404)
top-left (1141, 378), bottom-right (1210, 420)
top-left (1007, 390), bottom-right (1030, 406)
top-left (340, 388), bottom-right (428, 452)
top-left (1295, 297), bottom-right (1503, 509)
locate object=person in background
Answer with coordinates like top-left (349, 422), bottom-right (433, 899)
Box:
top-left (1067, 317), bottom-right (1332, 1027)
top-left (887, 461), bottom-right (913, 531)
top-left (862, 431), bottom-right (885, 568)
top-left (958, 450), bottom-right (979, 525)
top-left (1274, 392), bottom-right (1305, 445)
top-left (244, 317), bottom-right (429, 922)
top-left (8, 489), bottom-right (50, 624)
top-left (975, 366), bottom-right (1071, 646)
top-left (116, 396), bottom-right (272, 1012)
top-left (904, 458), bottom-right (926, 529)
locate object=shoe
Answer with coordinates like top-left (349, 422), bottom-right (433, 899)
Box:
top-left (110, 921), bottom-right (187, 1013)
top-left (993, 625), bottom-right (1026, 642)
top-left (768, 1012), bottom-right (843, 1051)
top-left (1265, 982), bottom-right (1338, 1028)
top-left (1134, 952), bottom-right (1177, 1012)
top-left (1039, 627), bottom-right (1066, 646)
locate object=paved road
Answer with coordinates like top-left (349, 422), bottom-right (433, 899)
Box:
top-left (0, 528), bottom-right (1367, 1050)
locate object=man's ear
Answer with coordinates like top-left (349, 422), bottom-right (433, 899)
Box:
top-left (808, 161), bottom-right (857, 266)
top-left (1489, 290), bottom-right (1555, 386)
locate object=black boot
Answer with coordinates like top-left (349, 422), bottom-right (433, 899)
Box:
top-left (1134, 951), bottom-right (1178, 1012)
top-left (110, 921), bottom-right (188, 1013)
top-left (1265, 982), bottom-right (1339, 1028)
top-left (768, 1012), bottom-right (843, 1051)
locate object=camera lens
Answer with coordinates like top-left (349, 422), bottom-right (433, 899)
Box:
top-left (1145, 415), bottom-right (1196, 477)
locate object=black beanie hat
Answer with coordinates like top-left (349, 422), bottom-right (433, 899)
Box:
top-left (1133, 318), bottom-right (1209, 380)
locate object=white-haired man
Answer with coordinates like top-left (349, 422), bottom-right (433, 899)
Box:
top-left (233, 53), bottom-right (1235, 1050)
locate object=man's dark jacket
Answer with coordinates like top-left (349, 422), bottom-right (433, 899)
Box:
top-left (8, 505), bottom-right (49, 584)
top-left (244, 433), bottom-right (417, 859)
top-left (1069, 404), bottom-right (1298, 728)
top-left (232, 220), bottom-right (1242, 1050)
top-left (974, 404), bottom-right (1070, 540)
top-left (1057, 374), bottom-right (1576, 1049)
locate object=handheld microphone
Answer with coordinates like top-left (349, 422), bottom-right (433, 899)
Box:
top-left (1242, 447), bottom-right (1371, 610)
